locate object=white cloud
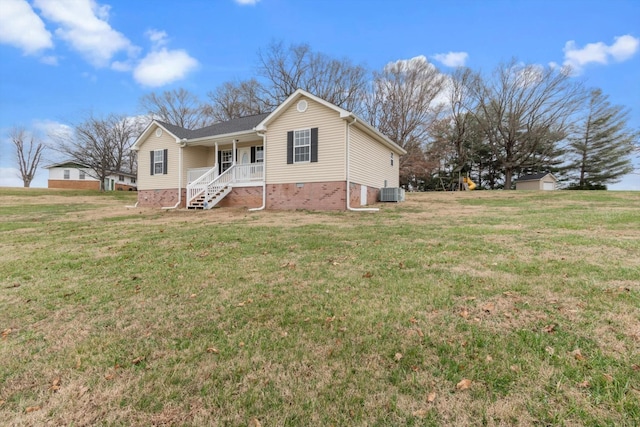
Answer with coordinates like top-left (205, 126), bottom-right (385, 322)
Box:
top-left (146, 29), bottom-right (169, 48)
top-left (133, 48), bottom-right (199, 87)
top-left (563, 34), bottom-right (640, 74)
top-left (33, 0), bottom-right (137, 68)
top-left (0, 0), bottom-right (53, 55)
top-left (433, 51), bottom-right (468, 67)
top-left (235, 0), bottom-right (261, 5)
top-left (607, 34), bottom-right (640, 61)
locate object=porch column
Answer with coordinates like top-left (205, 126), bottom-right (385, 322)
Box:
top-left (232, 139), bottom-right (237, 165)
top-left (214, 142), bottom-right (219, 177)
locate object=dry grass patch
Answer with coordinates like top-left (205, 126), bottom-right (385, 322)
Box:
top-left (1, 189), bottom-right (639, 426)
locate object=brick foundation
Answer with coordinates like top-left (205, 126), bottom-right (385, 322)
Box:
top-left (348, 183), bottom-right (380, 207)
top-left (139, 182), bottom-right (380, 210)
top-left (266, 181), bottom-right (347, 210)
top-left (48, 180), bottom-right (100, 190)
top-left (218, 186), bottom-right (263, 208)
top-left (138, 188), bottom-right (186, 208)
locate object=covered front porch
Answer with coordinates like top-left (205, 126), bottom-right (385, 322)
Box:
top-left (183, 137), bottom-right (264, 209)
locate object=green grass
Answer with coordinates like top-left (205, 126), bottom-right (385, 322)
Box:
top-left (1, 188), bottom-right (639, 426)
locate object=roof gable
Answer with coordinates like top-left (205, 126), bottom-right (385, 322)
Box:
top-left (255, 89), bottom-right (406, 155)
top-left (255, 89), bottom-right (349, 131)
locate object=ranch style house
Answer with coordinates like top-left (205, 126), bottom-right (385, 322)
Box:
top-left (131, 89), bottom-right (406, 210)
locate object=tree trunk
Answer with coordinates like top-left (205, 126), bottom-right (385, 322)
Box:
top-left (504, 168), bottom-right (513, 190)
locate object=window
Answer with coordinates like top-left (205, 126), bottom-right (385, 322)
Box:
top-left (390, 152), bottom-right (394, 166)
top-left (64, 169), bottom-right (70, 179)
top-left (79, 170), bottom-right (85, 180)
top-left (255, 146), bottom-right (264, 163)
top-left (118, 175), bottom-right (124, 182)
top-left (294, 129), bottom-right (311, 163)
top-left (154, 150), bottom-right (164, 174)
top-left (130, 177), bottom-right (136, 184)
top-left (287, 128), bottom-right (318, 164)
top-left (150, 149), bottom-right (168, 175)
top-left (221, 149), bottom-right (233, 172)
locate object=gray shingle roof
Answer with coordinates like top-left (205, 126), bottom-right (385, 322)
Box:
top-left (517, 172), bottom-right (553, 181)
top-left (157, 113), bottom-right (271, 141)
top-left (156, 121), bottom-right (193, 140)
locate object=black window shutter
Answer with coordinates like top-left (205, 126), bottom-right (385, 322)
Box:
top-left (163, 149), bottom-right (168, 174)
top-left (150, 151), bottom-right (154, 175)
top-left (311, 127), bottom-right (318, 163)
top-left (251, 146), bottom-right (256, 163)
top-left (218, 151), bottom-right (221, 174)
top-left (287, 131), bottom-right (294, 164)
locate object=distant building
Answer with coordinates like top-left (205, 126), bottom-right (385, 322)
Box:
top-left (515, 172), bottom-right (557, 191)
top-left (44, 161), bottom-right (137, 191)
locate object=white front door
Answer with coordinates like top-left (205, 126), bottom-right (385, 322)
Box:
top-left (237, 147), bottom-right (251, 181)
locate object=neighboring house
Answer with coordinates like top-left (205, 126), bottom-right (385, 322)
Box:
top-left (515, 172), bottom-right (558, 191)
top-left (44, 161), bottom-right (137, 191)
top-left (131, 89), bottom-right (407, 210)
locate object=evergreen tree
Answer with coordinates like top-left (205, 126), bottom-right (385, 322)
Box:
top-left (567, 89), bottom-right (638, 188)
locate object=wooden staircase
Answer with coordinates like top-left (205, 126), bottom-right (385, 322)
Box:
top-left (187, 184), bottom-right (232, 209)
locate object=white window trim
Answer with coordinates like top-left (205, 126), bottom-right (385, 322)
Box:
top-left (79, 170), bottom-right (85, 180)
top-left (154, 149), bottom-right (164, 175)
top-left (63, 169), bottom-right (70, 179)
top-left (221, 149), bottom-right (233, 172)
top-left (293, 128), bottom-right (311, 163)
top-left (390, 152), bottom-right (394, 166)
top-left (256, 146), bottom-right (264, 163)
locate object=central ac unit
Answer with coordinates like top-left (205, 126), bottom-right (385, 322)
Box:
top-left (379, 187), bottom-right (405, 202)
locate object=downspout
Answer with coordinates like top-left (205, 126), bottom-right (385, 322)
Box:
top-left (346, 117), bottom-right (379, 212)
top-left (249, 131), bottom-right (267, 211)
top-left (162, 139), bottom-right (187, 210)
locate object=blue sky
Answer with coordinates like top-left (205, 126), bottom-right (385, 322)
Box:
top-left (1, 0), bottom-right (638, 189)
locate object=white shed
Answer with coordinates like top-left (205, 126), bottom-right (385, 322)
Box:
top-left (515, 173), bottom-right (558, 191)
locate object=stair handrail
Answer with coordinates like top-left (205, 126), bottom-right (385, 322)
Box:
top-left (202, 165), bottom-right (235, 209)
top-left (187, 166), bottom-right (217, 207)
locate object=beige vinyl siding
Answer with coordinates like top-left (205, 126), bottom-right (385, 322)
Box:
top-left (182, 145), bottom-right (210, 183)
top-left (266, 96), bottom-right (345, 184)
top-left (349, 125), bottom-right (399, 188)
top-left (136, 125), bottom-right (180, 191)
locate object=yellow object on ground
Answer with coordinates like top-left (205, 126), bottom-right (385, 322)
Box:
top-left (463, 177), bottom-right (476, 190)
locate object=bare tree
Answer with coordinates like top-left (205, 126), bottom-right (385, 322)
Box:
top-left (468, 60), bottom-right (585, 189)
top-left (257, 41), bottom-right (368, 112)
top-left (51, 113), bottom-right (142, 191)
top-left (139, 88), bottom-right (213, 129)
top-left (206, 79), bottom-right (270, 122)
top-left (444, 68), bottom-right (479, 165)
top-left (364, 56), bottom-right (446, 186)
top-left (10, 126), bottom-right (45, 187)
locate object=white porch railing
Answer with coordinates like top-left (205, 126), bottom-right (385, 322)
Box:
top-left (234, 163), bottom-right (264, 182)
top-left (201, 166), bottom-right (235, 209)
top-left (186, 163), bottom-right (264, 208)
top-left (187, 166), bottom-right (217, 207)
top-left (187, 167), bottom-right (212, 184)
